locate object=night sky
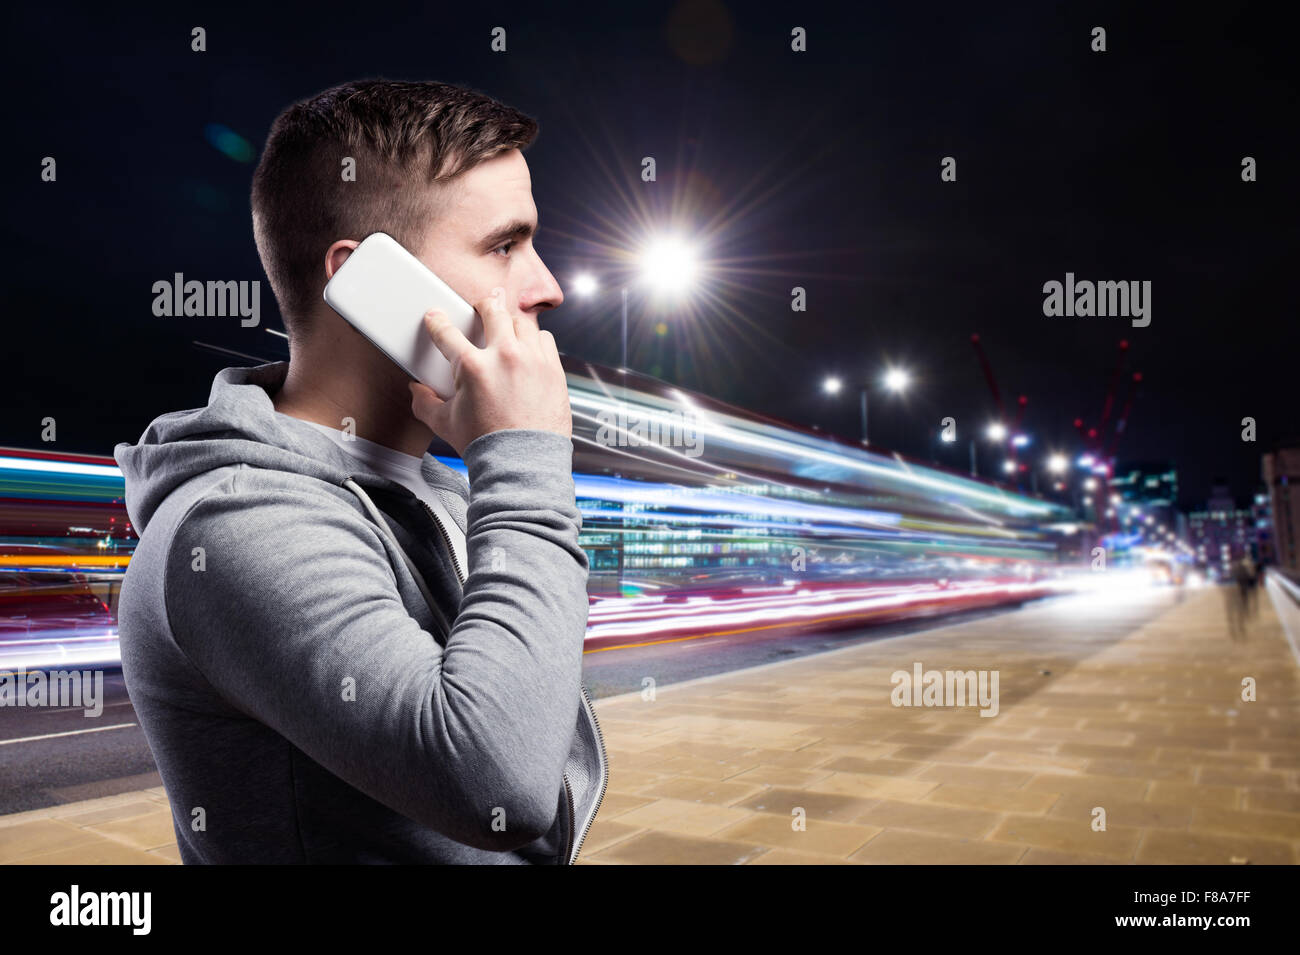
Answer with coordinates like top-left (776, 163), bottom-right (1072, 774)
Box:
top-left (7, 1), bottom-right (1296, 510)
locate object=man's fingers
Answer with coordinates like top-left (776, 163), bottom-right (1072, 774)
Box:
top-left (409, 380), bottom-right (451, 425)
top-left (539, 328), bottom-right (561, 366)
top-left (475, 288), bottom-right (514, 345)
top-left (422, 309), bottom-right (474, 366)
top-left (512, 309), bottom-right (540, 343)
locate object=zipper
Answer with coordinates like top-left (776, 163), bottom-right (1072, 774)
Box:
top-left (560, 772), bottom-right (577, 865)
top-left (416, 498), bottom-right (466, 586)
top-left (417, 493), bottom-right (607, 865)
top-left (566, 683), bottom-right (610, 865)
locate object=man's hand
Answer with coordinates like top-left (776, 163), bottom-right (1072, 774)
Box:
top-left (408, 287), bottom-right (571, 456)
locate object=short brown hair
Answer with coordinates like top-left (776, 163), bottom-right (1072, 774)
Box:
top-left (251, 79), bottom-right (538, 339)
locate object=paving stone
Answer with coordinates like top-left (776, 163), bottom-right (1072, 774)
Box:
top-left (5, 587), bottom-right (1295, 865)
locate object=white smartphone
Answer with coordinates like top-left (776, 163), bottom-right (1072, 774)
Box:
top-left (322, 232), bottom-right (483, 399)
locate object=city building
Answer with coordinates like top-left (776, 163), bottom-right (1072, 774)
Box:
top-left (1263, 447), bottom-right (1300, 574)
top-left (1188, 483), bottom-right (1256, 580)
top-left (1110, 460), bottom-right (1179, 528)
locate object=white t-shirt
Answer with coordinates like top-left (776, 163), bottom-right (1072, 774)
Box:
top-left (299, 420), bottom-right (468, 574)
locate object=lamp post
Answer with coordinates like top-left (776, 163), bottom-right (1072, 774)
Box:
top-left (573, 235), bottom-right (699, 376)
top-left (823, 367), bottom-right (911, 446)
top-left (571, 236), bottom-right (701, 601)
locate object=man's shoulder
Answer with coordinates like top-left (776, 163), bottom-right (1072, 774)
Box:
top-left (176, 466), bottom-right (375, 537)
top-left (140, 465), bottom-right (382, 578)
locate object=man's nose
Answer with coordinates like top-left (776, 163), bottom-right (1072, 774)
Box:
top-left (523, 251), bottom-right (564, 312)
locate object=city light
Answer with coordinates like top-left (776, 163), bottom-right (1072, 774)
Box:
top-left (639, 236), bottom-right (700, 295)
top-left (987, 423), bottom-right (1008, 441)
top-left (1084, 477), bottom-right (1098, 491)
top-left (1047, 453), bottom-right (1068, 474)
top-left (1003, 460), bottom-right (1016, 474)
top-left (1011, 434), bottom-right (1031, 448)
top-left (883, 368), bottom-right (911, 392)
top-left (822, 376), bottom-right (843, 396)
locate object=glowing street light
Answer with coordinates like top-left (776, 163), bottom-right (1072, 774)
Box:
top-left (639, 237), bottom-right (699, 296)
top-left (987, 423), bottom-right (1008, 442)
top-left (825, 366), bottom-right (913, 445)
top-left (1047, 453), bottom-right (1068, 474)
top-left (1003, 460), bottom-right (1016, 474)
top-left (883, 367), bottom-right (911, 392)
top-left (573, 233), bottom-right (703, 373)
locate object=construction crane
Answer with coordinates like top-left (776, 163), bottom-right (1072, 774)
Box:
top-left (970, 333), bottom-right (1141, 498)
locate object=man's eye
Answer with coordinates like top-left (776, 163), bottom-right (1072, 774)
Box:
top-left (491, 241), bottom-right (514, 257)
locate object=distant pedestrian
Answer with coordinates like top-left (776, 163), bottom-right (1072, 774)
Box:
top-left (1224, 556), bottom-right (1255, 639)
top-left (1239, 555), bottom-right (1259, 619)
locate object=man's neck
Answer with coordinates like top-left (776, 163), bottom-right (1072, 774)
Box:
top-left (271, 343), bottom-right (435, 460)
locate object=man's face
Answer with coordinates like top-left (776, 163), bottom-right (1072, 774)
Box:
top-left (414, 148), bottom-right (564, 332)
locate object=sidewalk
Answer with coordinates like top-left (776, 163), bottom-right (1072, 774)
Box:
top-left (3, 583), bottom-right (1297, 864)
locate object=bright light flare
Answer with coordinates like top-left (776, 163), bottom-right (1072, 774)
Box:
top-left (572, 273), bottom-right (599, 296)
top-left (639, 237), bottom-right (699, 295)
top-left (883, 368), bottom-right (911, 392)
top-left (823, 376), bottom-right (843, 396)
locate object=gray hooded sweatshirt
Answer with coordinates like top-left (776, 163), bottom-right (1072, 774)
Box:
top-left (112, 361), bottom-right (607, 864)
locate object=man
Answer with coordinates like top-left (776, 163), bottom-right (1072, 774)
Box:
top-left (113, 79), bottom-right (607, 863)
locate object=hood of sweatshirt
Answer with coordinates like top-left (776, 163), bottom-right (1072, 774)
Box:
top-left (113, 361), bottom-right (468, 536)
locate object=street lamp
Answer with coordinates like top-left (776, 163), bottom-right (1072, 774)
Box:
top-left (822, 366), bottom-right (912, 445)
top-left (883, 367), bottom-right (911, 392)
top-left (571, 235), bottom-right (702, 374)
top-left (572, 273), bottom-right (598, 297)
top-left (639, 237), bottom-right (699, 298)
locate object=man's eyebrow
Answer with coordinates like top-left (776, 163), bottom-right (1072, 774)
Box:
top-left (478, 219), bottom-right (537, 249)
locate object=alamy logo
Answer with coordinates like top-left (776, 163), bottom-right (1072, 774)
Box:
top-left (49, 885), bottom-right (151, 935)
top-left (890, 662), bottom-right (1000, 717)
top-left (1042, 272), bottom-right (1150, 327)
top-left (0, 669), bottom-right (103, 716)
top-left (594, 407), bottom-right (703, 458)
top-left (152, 273), bottom-right (260, 327)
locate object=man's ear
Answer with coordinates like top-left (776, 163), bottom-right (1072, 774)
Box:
top-left (324, 239), bottom-right (361, 280)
